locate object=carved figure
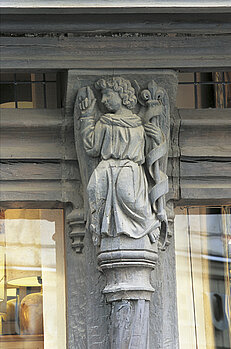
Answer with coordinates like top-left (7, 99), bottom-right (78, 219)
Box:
top-left (75, 77), bottom-right (169, 247)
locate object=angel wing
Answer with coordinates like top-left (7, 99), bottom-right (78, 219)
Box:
top-left (73, 85), bottom-right (100, 220)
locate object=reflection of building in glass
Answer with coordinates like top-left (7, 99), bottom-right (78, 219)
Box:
top-left (0, 209), bottom-right (66, 349)
top-left (175, 207), bottom-right (231, 349)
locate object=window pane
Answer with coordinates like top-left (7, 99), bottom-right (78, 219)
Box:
top-left (0, 73), bottom-right (64, 109)
top-left (177, 72), bottom-right (231, 109)
top-left (0, 209), bottom-right (66, 349)
top-left (175, 207), bottom-right (231, 349)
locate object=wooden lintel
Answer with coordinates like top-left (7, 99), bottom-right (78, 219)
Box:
top-left (1, 35), bottom-right (231, 70)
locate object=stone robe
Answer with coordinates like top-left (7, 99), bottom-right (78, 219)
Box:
top-left (80, 110), bottom-right (159, 242)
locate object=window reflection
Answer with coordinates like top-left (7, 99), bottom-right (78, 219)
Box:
top-left (175, 207), bottom-right (231, 349)
top-left (0, 209), bottom-right (66, 349)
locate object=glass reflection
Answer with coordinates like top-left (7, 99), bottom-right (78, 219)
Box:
top-left (175, 207), bottom-right (231, 349)
top-left (0, 209), bottom-right (66, 349)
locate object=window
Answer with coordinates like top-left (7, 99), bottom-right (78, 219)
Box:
top-left (0, 209), bottom-right (66, 349)
top-left (176, 72), bottom-right (231, 109)
top-left (175, 206), bottom-right (231, 349)
top-left (0, 72), bottom-right (65, 109)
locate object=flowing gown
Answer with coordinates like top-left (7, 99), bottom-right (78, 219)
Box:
top-left (80, 109), bottom-right (160, 241)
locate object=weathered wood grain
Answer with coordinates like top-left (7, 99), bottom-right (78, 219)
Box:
top-left (181, 160), bottom-right (231, 178)
top-left (0, 134), bottom-right (76, 160)
top-left (0, 132), bottom-right (75, 160)
top-left (178, 108), bottom-right (231, 203)
top-left (0, 180), bottom-right (81, 205)
top-left (180, 178), bottom-right (231, 202)
top-left (2, 13), bottom-right (231, 34)
top-left (1, 35), bottom-right (231, 69)
top-left (0, 109), bottom-right (80, 205)
top-left (179, 109), bottom-right (231, 158)
top-left (110, 300), bottom-right (149, 349)
top-left (0, 109), bottom-right (76, 160)
top-left (0, 161), bottom-right (80, 180)
top-left (1, 106), bottom-right (230, 205)
top-left (179, 108), bottom-right (231, 121)
top-left (0, 109), bottom-right (64, 129)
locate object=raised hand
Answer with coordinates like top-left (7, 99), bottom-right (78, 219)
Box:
top-left (77, 86), bottom-right (96, 117)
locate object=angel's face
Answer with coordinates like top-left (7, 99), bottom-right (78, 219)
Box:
top-left (101, 88), bottom-right (122, 112)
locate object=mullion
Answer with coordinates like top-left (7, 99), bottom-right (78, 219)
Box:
top-left (13, 73), bottom-right (18, 109)
top-left (222, 72), bottom-right (227, 108)
top-left (43, 73), bottom-right (47, 108)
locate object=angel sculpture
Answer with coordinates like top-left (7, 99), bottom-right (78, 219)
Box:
top-left (75, 77), bottom-right (169, 247)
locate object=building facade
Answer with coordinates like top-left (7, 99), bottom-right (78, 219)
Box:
top-left (0, 2), bottom-right (231, 348)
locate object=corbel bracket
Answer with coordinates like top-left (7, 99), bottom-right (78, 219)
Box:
top-left (67, 70), bottom-right (178, 348)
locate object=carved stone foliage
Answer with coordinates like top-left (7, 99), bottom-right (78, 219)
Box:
top-left (74, 76), bottom-right (170, 250)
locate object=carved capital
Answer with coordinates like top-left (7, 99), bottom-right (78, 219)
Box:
top-left (98, 235), bottom-right (158, 302)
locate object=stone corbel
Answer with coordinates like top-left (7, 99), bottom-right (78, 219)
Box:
top-left (67, 208), bottom-right (85, 253)
top-left (67, 70), bottom-right (178, 348)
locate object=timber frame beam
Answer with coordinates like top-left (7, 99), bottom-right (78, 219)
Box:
top-left (1, 34), bottom-right (231, 70)
top-left (0, 107), bottom-right (230, 207)
top-left (1, 13), bottom-right (231, 34)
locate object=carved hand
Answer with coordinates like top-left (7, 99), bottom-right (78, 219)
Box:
top-left (78, 86), bottom-right (96, 117)
top-left (144, 123), bottom-right (162, 145)
top-left (157, 209), bottom-right (167, 222)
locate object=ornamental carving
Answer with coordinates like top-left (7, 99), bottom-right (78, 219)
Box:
top-left (74, 76), bottom-right (170, 249)
top-left (70, 72), bottom-right (177, 348)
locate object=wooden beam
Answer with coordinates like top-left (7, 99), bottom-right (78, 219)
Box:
top-left (0, 107), bottom-right (230, 204)
top-left (2, 13), bottom-right (231, 34)
top-left (0, 180), bottom-right (81, 204)
top-left (1, 35), bottom-right (231, 69)
top-left (0, 108), bottom-right (64, 129)
top-left (179, 109), bottom-right (231, 157)
top-left (181, 160), bottom-right (231, 178)
top-left (179, 108), bottom-right (231, 204)
top-left (0, 109), bottom-right (76, 160)
top-left (0, 161), bottom-right (80, 180)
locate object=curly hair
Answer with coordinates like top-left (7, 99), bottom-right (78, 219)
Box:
top-left (95, 77), bottom-right (137, 110)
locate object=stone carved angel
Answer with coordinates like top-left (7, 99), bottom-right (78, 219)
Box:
top-left (74, 77), bottom-right (169, 247)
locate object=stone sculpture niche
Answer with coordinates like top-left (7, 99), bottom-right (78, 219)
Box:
top-left (73, 74), bottom-right (173, 348)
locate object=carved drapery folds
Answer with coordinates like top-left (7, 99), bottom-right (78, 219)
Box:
top-left (74, 76), bottom-right (171, 247)
top-left (69, 71), bottom-right (178, 348)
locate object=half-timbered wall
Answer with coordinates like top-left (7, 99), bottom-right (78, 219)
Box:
top-left (1, 5), bottom-right (231, 348)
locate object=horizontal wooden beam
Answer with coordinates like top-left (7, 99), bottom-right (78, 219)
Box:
top-left (0, 108), bottom-right (63, 129)
top-left (0, 180), bottom-right (81, 206)
top-left (0, 109), bottom-right (76, 160)
top-left (179, 108), bottom-right (231, 203)
top-left (180, 178), bottom-right (231, 202)
top-left (179, 109), bottom-right (231, 157)
top-left (181, 159), bottom-right (231, 178)
top-left (2, 13), bottom-right (231, 34)
top-left (1, 35), bottom-right (231, 69)
top-left (0, 160), bottom-right (80, 180)
top-left (0, 107), bottom-right (230, 204)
